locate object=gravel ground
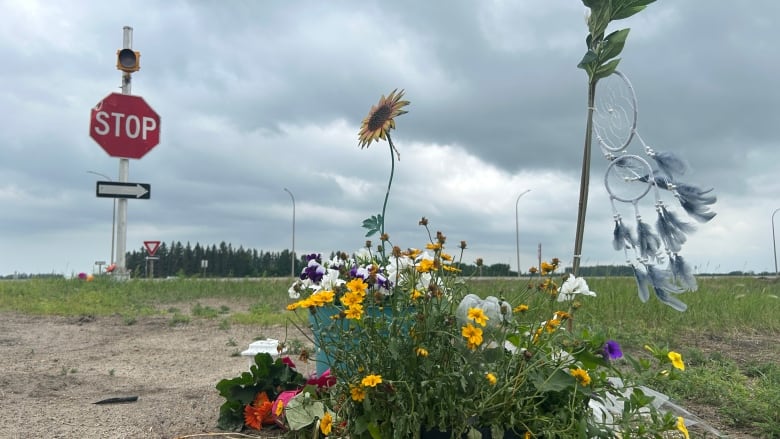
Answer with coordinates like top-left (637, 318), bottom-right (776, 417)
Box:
top-left (0, 312), bottom-right (314, 439)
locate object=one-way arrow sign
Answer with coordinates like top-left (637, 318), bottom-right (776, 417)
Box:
top-left (96, 181), bottom-right (151, 199)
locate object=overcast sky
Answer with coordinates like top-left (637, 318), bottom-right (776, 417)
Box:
top-left (1, 1), bottom-right (778, 277)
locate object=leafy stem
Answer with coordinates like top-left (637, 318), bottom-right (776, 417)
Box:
top-left (573, 0), bottom-right (654, 275)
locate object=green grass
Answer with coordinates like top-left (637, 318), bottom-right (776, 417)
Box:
top-left (0, 277), bottom-right (292, 318)
top-left (2, 275), bottom-right (778, 437)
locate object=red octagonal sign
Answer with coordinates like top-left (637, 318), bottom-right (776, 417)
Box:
top-left (90, 93), bottom-right (161, 159)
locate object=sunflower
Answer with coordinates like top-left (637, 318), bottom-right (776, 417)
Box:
top-left (358, 88), bottom-right (409, 156)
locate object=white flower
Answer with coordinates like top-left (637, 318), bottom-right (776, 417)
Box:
top-left (557, 274), bottom-right (596, 302)
top-left (288, 280), bottom-right (303, 299)
top-left (320, 268), bottom-right (345, 291)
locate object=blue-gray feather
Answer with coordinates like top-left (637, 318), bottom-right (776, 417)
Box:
top-left (613, 219), bottom-right (636, 251)
top-left (661, 206), bottom-right (696, 234)
top-left (676, 183), bottom-right (716, 205)
top-left (632, 265), bottom-right (650, 303)
top-left (671, 255), bottom-right (698, 291)
top-left (636, 219), bottom-right (662, 260)
top-left (653, 151), bottom-right (688, 179)
top-left (680, 198), bottom-right (717, 223)
top-left (647, 264), bottom-right (687, 311)
top-left (656, 211), bottom-right (684, 253)
top-left (656, 205), bottom-right (695, 253)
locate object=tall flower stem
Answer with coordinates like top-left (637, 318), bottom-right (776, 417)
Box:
top-left (380, 132), bottom-right (397, 239)
top-left (572, 81), bottom-right (597, 276)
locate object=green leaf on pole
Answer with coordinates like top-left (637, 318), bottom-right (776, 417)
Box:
top-left (594, 58), bottom-right (621, 81)
top-left (600, 28), bottom-right (631, 62)
top-left (612, 0), bottom-right (656, 21)
top-left (577, 50), bottom-right (599, 69)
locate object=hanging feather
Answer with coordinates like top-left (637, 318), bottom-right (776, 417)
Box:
top-left (660, 205), bottom-right (696, 234)
top-left (632, 264), bottom-right (650, 303)
top-left (656, 210), bottom-right (684, 253)
top-left (613, 218), bottom-right (636, 251)
top-left (646, 264), bottom-right (688, 312)
top-left (679, 198), bottom-right (717, 223)
top-left (656, 205), bottom-right (695, 253)
top-left (652, 286), bottom-right (688, 312)
top-left (636, 219), bottom-right (662, 260)
top-left (671, 254), bottom-right (698, 291)
top-left (651, 172), bottom-right (672, 190)
top-left (676, 183), bottom-right (716, 206)
top-left (652, 150), bottom-right (688, 180)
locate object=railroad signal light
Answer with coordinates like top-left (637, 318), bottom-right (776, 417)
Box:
top-left (116, 48), bottom-right (141, 73)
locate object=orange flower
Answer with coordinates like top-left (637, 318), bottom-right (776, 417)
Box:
top-left (243, 391), bottom-right (275, 430)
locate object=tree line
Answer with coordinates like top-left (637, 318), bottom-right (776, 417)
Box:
top-left (125, 241), bottom-right (522, 278)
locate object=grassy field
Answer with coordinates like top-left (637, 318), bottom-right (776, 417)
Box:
top-left (1, 275), bottom-right (778, 437)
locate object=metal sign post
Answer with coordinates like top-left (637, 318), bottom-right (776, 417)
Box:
top-left (115, 26), bottom-right (133, 278)
top-left (89, 26), bottom-right (161, 279)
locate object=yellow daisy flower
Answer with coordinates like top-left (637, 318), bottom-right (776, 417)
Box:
top-left (416, 347), bottom-right (429, 357)
top-left (467, 307), bottom-right (489, 327)
top-left (485, 372), bottom-right (497, 385)
top-left (350, 385), bottom-right (366, 401)
top-left (345, 304), bottom-right (364, 320)
top-left (346, 278), bottom-right (368, 295)
top-left (416, 259), bottom-right (435, 273)
top-left (461, 323), bottom-right (483, 349)
top-left (340, 291), bottom-right (364, 307)
top-left (514, 304), bottom-right (529, 313)
top-left (320, 412), bottom-right (333, 435)
top-left (361, 374), bottom-right (383, 387)
top-left (570, 367), bottom-right (591, 386)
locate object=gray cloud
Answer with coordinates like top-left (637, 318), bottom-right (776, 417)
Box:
top-left (1, 1), bottom-right (777, 276)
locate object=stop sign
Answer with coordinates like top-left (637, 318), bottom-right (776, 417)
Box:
top-left (89, 93), bottom-right (161, 159)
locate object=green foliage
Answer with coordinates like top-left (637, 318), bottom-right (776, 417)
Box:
top-left (361, 214), bottom-right (383, 238)
top-left (652, 354), bottom-right (780, 437)
top-left (191, 302), bottom-right (219, 318)
top-left (578, 0), bottom-right (656, 83)
top-left (168, 313), bottom-right (190, 326)
top-left (216, 352), bottom-right (306, 431)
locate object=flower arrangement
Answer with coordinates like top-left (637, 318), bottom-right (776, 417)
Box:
top-left (216, 88), bottom-right (693, 439)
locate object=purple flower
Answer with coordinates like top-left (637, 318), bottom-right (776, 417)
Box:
top-left (301, 259), bottom-right (325, 283)
top-left (604, 340), bottom-right (623, 360)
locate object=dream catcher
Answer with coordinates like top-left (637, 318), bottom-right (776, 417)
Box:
top-left (594, 71), bottom-right (716, 311)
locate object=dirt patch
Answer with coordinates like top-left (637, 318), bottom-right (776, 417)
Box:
top-left (0, 312), bottom-right (314, 439)
top-left (0, 312), bottom-right (774, 438)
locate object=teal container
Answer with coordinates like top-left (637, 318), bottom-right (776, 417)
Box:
top-left (308, 305), bottom-right (403, 376)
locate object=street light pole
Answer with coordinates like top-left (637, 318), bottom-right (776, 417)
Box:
top-left (87, 170), bottom-right (116, 266)
top-left (515, 189), bottom-right (531, 278)
top-left (283, 188), bottom-right (296, 278)
top-left (772, 208), bottom-right (780, 278)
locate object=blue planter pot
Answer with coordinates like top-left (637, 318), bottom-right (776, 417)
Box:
top-left (308, 305), bottom-right (399, 376)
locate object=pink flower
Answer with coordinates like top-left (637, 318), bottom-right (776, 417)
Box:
top-left (281, 356), bottom-right (297, 370)
top-left (307, 368), bottom-right (336, 388)
top-left (272, 390), bottom-right (299, 427)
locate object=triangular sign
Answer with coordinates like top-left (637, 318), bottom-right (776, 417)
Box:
top-left (144, 240), bottom-right (161, 257)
